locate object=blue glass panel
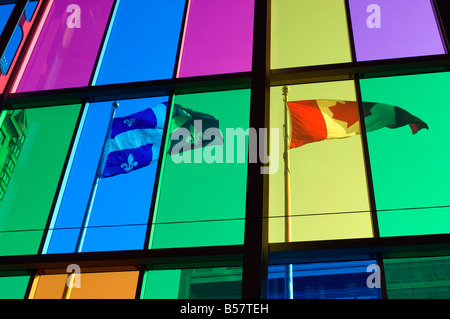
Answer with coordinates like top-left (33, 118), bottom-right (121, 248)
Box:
top-left (93, 0), bottom-right (185, 85)
top-left (44, 96), bottom-right (168, 253)
top-left (0, 4), bottom-right (14, 33)
top-left (1, 1), bottom-right (38, 76)
top-left (268, 260), bottom-right (382, 299)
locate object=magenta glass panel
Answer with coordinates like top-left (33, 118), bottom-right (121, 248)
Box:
top-left (14, 0), bottom-right (114, 92)
top-left (348, 0), bottom-right (446, 61)
top-left (177, 0), bottom-right (254, 78)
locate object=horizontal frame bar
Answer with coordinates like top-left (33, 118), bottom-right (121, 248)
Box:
top-left (0, 245), bottom-right (244, 273)
top-left (270, 54), bottom-right (450, 86)
top-left (5, 72), bottom-right (252, 109)
top-left (269, 233), bottom-right (450, 264)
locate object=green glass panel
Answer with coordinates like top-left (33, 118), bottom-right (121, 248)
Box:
top-left (384, 256), bottom-right (450, 299)
top-left (360, 72), bottom-right (450, 237)
top-left (141, 267), bottom-right (242, 299)
top-left (271, 0), bottom-right (352, 69)
top-left (0, 105), bottom-right (80, 256)
top-left (268, 82), bottom-right (373, 243)
top-left (0, 274), bottom-right (30, 299)
top-left (149, 90), bottom-right (250, 249)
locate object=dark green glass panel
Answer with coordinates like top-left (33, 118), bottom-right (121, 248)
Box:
top-left (384, 256), bottom-right (450, 299)
top-left (360, 72), bottom-right (450, 237)
top-left (149, 89), bottom-right (250, 249)
top-left (0, 105), bottom-right (81, 256)
top-left (141, 266), bottom-right (242, 299)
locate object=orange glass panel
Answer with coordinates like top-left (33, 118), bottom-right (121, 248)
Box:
top-left (69, 271), bottom-right (139, 299)
top-left (30, 269), bottom-right (139, 299)
top-left (31, 274), bottom-right (67, 299)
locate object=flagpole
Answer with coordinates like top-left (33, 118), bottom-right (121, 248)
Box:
top-left (75, 101), bottom-right (119, 253)
top-left (282, 86), bottom-right (293, 299)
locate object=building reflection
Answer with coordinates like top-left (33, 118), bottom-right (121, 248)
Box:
top-left (0, 110), bottom-right (27, 203)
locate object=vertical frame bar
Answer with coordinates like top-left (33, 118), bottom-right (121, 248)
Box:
top-left (344, 0), bottom-right (381, 239)
top-left (241, 0), bottom-right (270, 299)
top-left (433, 0), bottom-right (450, 54)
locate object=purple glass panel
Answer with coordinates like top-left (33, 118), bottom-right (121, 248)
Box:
top-left (15, 0), bottom-right (114, 92)
top-left (348, 0), bottom-right (446, 61)
top-left (177, 0), bottom-right (254, 78)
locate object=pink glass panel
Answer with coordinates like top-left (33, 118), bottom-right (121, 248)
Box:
top-left (177, 0), bottom-right (254, 78)
top-left (14, 0), bottom-right (114, 92)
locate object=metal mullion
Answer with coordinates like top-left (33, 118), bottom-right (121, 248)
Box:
top-left (432, 0), bottom-right (450, 55)
top-left (344, 0), bottom-right (380, 239)
top-left (241, 0), bottom-right (270, 299)
top-left (0, 244), bottom-right (245, 273)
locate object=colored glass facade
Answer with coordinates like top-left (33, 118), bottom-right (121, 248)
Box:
top-left (1, 0), bottom-right (450, 300)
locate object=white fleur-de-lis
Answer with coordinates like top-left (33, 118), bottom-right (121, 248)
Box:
top-left (121, 154), bottom-right (138, 172)
top-left (124, 118), bottom-right (137, 127)
top-left (186, 124), bottom-right (203, 145)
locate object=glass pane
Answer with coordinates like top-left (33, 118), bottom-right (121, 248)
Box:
top-left (0, 3), bottom-right (15, 76)
top-left (268, 260), bottom-right (382, 299)
top-left (384, 256), bottom-right (450, 299)
top-left (93, 0), bottom-right (185, 85)
top-left (0, 4), bottom-right (14, 34)
top-left (0, 105), bottom-right (81, 256)
top-left (268, 82), bottom-right (373, 243)
top-left (0, 1), bottom-right (39, 93)
top-left (13, 0), bottom-right (114, 93)
top-left (149, 89), bottom-right (251, 249)
top-left (141, 266), bottom-right (242, 299)
top-left (0, 274), bottom-right (30, 299)
top-left (31, 268), bottom-right (139, 299)
top-left (360, 72), bottom-right (450, 237)
top-left (348, 0), bottom-right (446, 61)
top-left (271, 0), bottom-right (352, 69)
top-left (177, 0), bottom-right (254, 77)
top-left (44, 97), bottom-right (168, 254)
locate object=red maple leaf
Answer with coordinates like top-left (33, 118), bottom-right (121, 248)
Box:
top-left (329, 101), bottom-right (359, 128)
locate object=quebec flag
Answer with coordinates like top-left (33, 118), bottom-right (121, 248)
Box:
top-left (101, 103), bottom-right (166, 178)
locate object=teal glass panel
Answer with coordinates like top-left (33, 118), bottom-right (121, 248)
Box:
top-left (94, 0), bottom-right (185, 85)
top-left (141, 266), bottom-right (242, 299)
top-left (0, 273), bottom-right (30, 299)
top-left (149, 89), bottom-right (251, 249)
top-left (360, 72), bottom-right (450, 237)
top-left (0, 105), bottom-right (81, 256)
top-left (384, 256), bottom-right (450, 299)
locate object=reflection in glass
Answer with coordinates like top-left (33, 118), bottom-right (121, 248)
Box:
top-left (142, 267), bottom-right (242, 299)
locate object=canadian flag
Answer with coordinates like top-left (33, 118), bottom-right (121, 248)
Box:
top-left (286, 100), bottom-right (428, 149)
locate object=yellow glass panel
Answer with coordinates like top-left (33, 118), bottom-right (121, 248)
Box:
top-left (271, 0), bottom-right (352, 69)
top-left (268, 81), bottom-right (373, 243)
